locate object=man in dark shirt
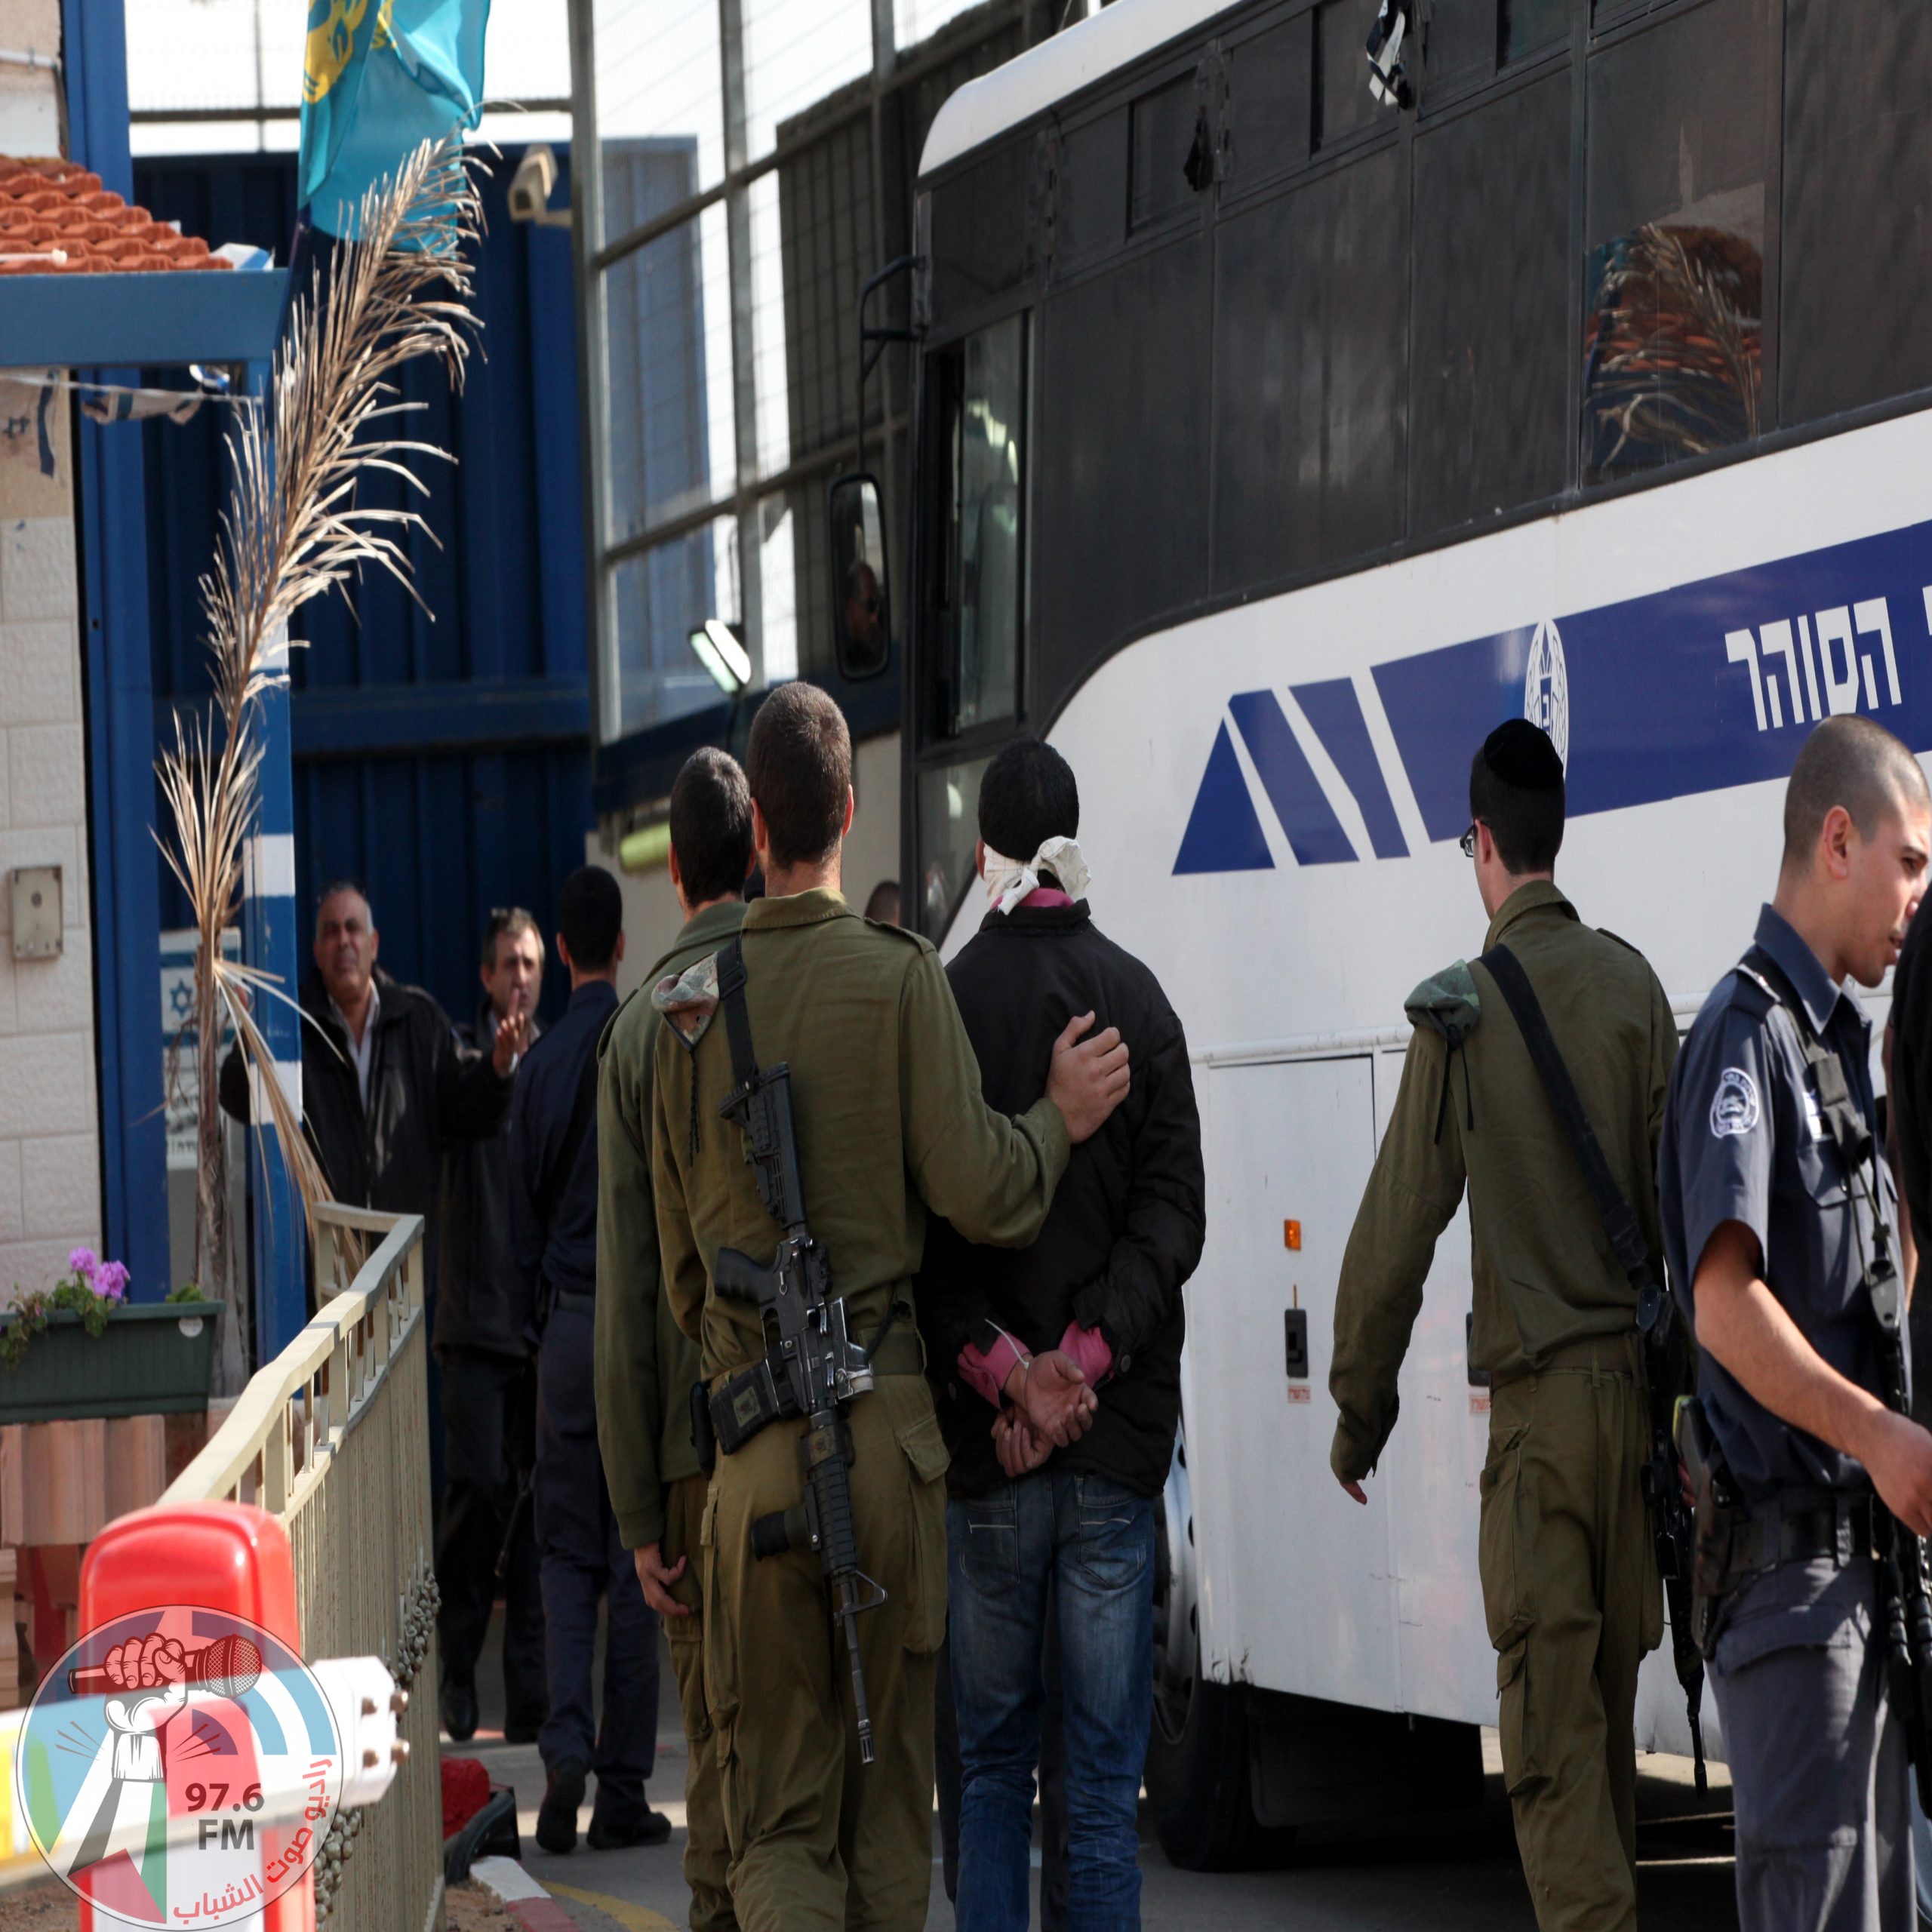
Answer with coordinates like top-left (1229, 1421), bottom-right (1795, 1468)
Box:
top-left (436, 908), bottom-right (547, 1746)
top-left (512, 866), bottom-right (667, 1856)
top-left (917, 739), bottom-right (1205, 1932)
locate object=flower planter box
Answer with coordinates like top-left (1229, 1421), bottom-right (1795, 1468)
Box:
top-left (0, 1302), bottom-right (220, 1424)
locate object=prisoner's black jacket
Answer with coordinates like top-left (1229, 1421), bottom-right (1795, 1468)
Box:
top-left (218, 968), bottom-right (513, 1310)
top-left (915, 900), bottom-right (1205, 1500)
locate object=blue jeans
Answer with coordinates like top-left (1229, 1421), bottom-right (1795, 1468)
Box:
top-left (948, 1472), bottom-right (1155, 1932)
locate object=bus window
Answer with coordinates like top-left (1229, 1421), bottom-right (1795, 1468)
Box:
top-left (1410, 72), bottom-right (1569, 538)
top-left (1581, 0), bottom-right (1772, 485)
top-left (1780, 0), bottom-right (1932, 426)
top-left (1211, 147), bottom-right (1404, 591)
top-left (1501, 0), bottom-right (1565, 63)
top-left (918, 753), bottom-right (993, 940)
top-left (1223, 15), bottom-right (1312, 188)
top-left (939, 315), bottom-right (1026, 736)
top-left (1129, 73), bottom-right (1200, 231)
top-left (1313, 0), bottom-right (1380, 150)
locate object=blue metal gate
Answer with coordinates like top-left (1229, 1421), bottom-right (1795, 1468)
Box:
top-left (137, 147), bottom-right (592, 1032)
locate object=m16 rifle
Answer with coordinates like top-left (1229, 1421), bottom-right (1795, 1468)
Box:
top-left (1864, 1228), bottom-right (1932, 1811)
top-left (1634, 1281), bottom-right (1708, 1789)
top-left (706, 939), bottom-right (888, 1765)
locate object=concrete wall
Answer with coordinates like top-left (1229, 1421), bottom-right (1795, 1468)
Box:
top-left (0, 2), bottom-right (106, 1304)
top-left (0, 389), bottom-right (103, 1305)
top-left (599, 727), bottom-right (903, 1000)
top-left (0, 0), bottom-right (62, 157)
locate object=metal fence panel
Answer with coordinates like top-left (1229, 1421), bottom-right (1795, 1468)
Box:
top-left (165, 1206), bottom-right (443, 1932)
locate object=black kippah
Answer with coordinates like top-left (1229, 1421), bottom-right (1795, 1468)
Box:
top-left (1479, 718), bottom-right (1564, 791)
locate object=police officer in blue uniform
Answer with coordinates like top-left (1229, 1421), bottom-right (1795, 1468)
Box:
top-left (1660, 715), bottom-right (1932, 1931)
top-left (512, 866), bottom-right (669, 1856)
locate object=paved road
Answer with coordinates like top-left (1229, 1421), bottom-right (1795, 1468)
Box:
top-left (447, 1613), bottom-right (1740, 1930)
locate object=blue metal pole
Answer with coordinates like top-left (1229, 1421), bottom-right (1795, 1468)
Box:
top-left (242, 372), bottom-right (307, 1361)
top-left (62, 0), bottom-right (170, 1304)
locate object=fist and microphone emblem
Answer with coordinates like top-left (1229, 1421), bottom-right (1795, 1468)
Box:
top-left (14, 1607), bottom-right (405, 1926)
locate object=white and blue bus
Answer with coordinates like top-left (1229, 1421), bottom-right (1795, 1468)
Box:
top-left (827, 0), bottom-right (1932, 1870)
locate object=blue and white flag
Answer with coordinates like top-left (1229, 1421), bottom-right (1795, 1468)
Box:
top-left (300, 0), bottom-right (491, 238)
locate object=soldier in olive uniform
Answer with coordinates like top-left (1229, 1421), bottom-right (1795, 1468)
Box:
top-left (596, 749), bottom-right (754, 1930)
top-left (1329, 719), bottom-right (1675, 1932)
top-left (649, 682), bottom-right (1130, 1932)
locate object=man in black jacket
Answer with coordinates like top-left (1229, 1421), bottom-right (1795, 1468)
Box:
top-left (435, 907), bottom-right (548, 1746)
top-left (222, 880), bottom-right (527, 1260)
top-left (512, 866), bottom-right (667, 1856)
top-left (917, 740), bottom-right (1205, 1932)
top-left (219, 881), bottom-right (526, 1492)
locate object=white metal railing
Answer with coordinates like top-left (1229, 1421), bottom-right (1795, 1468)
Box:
top-left (162, 1203), bottom-right (444, 1932)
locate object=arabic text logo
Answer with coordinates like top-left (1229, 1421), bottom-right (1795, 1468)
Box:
top-left (17, 1607), bottom-right (341, 1927)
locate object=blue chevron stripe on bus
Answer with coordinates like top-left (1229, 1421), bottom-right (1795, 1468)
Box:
top-left (1176, 515), bottom-right (1932, 873)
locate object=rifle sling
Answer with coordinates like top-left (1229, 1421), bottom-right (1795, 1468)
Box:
top-left (1478, 944), bottom-right (1657, 1300)
top-left (715, 935), bottom-right (760, 1100)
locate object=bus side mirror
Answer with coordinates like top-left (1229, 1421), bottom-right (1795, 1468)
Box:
top-left (828, 474), bottom-right (891, 681)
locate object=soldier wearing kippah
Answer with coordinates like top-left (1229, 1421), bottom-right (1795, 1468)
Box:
top-left (1329, 718), bottom-right (1678, 1932)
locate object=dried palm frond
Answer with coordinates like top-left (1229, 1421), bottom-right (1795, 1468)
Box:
top-left (155, 138), bottom-right (483, 1391)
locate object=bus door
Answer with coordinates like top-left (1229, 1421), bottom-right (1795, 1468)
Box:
top-left (912, 313), bottom-right (1029, 947)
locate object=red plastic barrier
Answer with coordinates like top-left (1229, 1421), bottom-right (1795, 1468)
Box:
top-left (441, 1756), bottom-right (491, 1838)
top-left (78, 1501), bottom-right (313, 1932)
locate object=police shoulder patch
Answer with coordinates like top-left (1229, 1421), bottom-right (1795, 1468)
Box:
top-left (1709, 1066), bottom-right (1761, 1139)
top-left (651, 952), bottom-right (719, 1048)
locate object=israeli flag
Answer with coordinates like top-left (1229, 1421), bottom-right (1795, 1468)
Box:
top-left (299, 0), bottom-right (491, 238)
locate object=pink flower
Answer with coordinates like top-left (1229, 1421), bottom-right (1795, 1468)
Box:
top-left (94, 1261), bottom-right (130, 1303)
top-left (67, 1247), bottom-right (97, 1280)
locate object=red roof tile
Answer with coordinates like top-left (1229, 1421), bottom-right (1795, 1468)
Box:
top-left (0, 156), bottom-right (232, 275)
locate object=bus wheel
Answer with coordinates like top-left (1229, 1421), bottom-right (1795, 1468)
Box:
top-left (1143, 1429), bottom-right (1295, 1872)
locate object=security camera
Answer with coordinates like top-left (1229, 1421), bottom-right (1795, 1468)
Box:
top-left (508, 146), bottom-right (570, 228)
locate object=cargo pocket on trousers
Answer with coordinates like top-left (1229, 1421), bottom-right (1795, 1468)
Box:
top-left (1477, 1420), bottom-right (1534, 1652)
top-left (1496, 1637), bottom-right (1540, 1795)
top-left (897, 1408), bottom-right (950, 1656)
top-left (698, 1488), bottom-right (740, 1780)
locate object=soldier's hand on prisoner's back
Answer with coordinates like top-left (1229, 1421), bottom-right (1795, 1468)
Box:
top-left (1004, 1347), bottom-right (1098, 1447)
top-left (632, 1544), bottom-right (691, 1620)
top-left (1047, 1011), bottom-right (1131, 1143)
top-left (493, 1004), bottom-right (532, 1075)
top-left (993, 1410), bottom-right (1054, 1480)
top-left (1855, 1406), bottom-right (1932, 1538)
